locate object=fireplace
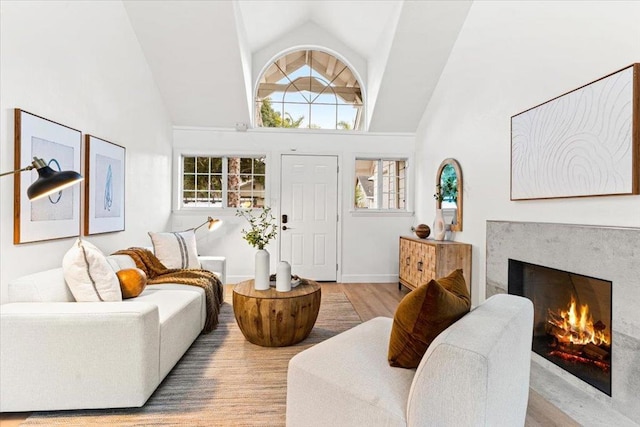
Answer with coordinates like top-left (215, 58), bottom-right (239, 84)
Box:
top-left (508, 259), bottom-right (612, 396)
top-left (487, 221), bottom-right (640, 423)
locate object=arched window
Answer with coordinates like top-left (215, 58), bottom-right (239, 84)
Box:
top-left (255, 49), bottom-right (363, 130)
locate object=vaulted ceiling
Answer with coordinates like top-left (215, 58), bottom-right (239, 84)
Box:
top-left (123, 0), bottom-right (472, 133)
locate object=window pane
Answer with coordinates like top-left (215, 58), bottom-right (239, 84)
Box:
top-left (354, 158), bottom-right (406, 211)
top-left (210, 157), bottom-right (223, 173)
top-left (310, 104), bottom-right (337, 129)
top-left (282, 103), bottom-right (307, 128)
top-left (197, 157), bottom-right (209, 173)
top-left (181, 155), bottom-right (267, 209)
top-left (283, 90), bottom-right (308, 104)
top-left (337, 105), bottom-right (357, 130)
top-left (240, 158), bottom-right (253, 174)
top-left (183, 174), bottom-right (195, 191)
top-left (252, 192), bottom-right (265, 208)
top-left (211, 175), bottom-right (222, 191)
top-left (254, 158), bottom-right (266, 174)
top-left (184, 157), bottom-right (195, 173)
top-left (228, 191), bottom-right (240, 208)
top-left (197, 175), bottom-right (209, 191)
top-left (313, 91), bottom-right (338, 105)
top-left (228, 157), bottom-right (240, 171)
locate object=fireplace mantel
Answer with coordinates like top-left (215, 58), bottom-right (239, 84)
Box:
top-left (486, 221), bottom-right (640, 425)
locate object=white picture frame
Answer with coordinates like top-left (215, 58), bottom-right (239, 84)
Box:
top-left (14, 109), bottom-right (82, 244)
top-left (84, 135), bottom-right (126, 235)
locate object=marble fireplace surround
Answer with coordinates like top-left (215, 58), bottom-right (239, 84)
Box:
top-left (486, 221), bottom-right (640, 426)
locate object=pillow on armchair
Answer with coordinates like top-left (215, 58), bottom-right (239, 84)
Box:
top-left (148, 230), bottom-right (200, 269)
top-left (388, 268), bottom-right (471, 368)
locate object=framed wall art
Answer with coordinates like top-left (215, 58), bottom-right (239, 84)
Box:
top-left (511, 63), bottom-right (639, 200)
top-left (84, 135), bottom-right (126, 235)
top-left (14, 109), bottom-right (82, 244)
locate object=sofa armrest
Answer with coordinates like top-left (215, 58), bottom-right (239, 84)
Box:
top-left (0, 302), bottom-right (160, 412)
top-left (198, 255), bottom-right (226, 284)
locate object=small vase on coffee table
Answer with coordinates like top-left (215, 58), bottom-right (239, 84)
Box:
top-left (254, 249), bottom-right (270, 290)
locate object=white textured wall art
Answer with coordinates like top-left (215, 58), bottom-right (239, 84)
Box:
top-left (511, 64), bottom-right (638, 200)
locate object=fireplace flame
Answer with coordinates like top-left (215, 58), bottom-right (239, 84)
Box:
top-left (547, 295), bottom-right (610, 346)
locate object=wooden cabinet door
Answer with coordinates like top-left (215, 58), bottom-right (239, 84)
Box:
top-left (422, 244), bottom-right (437, 284)
top-left (408, 240), bottom-right (425, 288)
top-left (399, 238), bottom-right (412, 286)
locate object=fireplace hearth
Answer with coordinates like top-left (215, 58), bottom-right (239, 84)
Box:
top-left (509, 259), bottom-right (612, 395)
top-left (486, 221), bottom-right (640, 425)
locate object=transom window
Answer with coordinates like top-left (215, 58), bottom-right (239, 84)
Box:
top-left (355, 159), bottom-right (406, 210)
top-left (256, 49), bottom-right (363, 130)
top-left (182, 156), bottom-right (266, 208)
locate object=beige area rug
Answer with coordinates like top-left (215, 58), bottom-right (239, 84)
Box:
top-left (23, 291), bottom-right (362, 427)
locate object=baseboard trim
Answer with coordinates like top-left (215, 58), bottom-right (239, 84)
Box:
top-left (340, 274), bottom-right (398, 283)
top-left (227, 274), bottom-right (400, 284)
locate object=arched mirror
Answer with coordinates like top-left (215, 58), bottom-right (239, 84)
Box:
top-left (435, 158), bottom-right (463, 231)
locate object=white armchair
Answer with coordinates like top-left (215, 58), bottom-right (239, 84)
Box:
top-left (286, 294), bottom-right (534, 427)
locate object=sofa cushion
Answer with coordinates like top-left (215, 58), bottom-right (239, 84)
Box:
top-left (287, 317), bottom-right (413, 427)
top-left (388, 269), bottom-right (470, 368)
top-left (148, 230), bottom-right (200, 269)
top-left (7, 268), bottom-right (74, 303)
top-left (106, 254), bottom-right (137, 272)
top-left (117, 268), bottom-right (148, 299)
top-left (62, 239), bottom-right (122, 302)
top-left (127, 284), bottom-right (204, 379)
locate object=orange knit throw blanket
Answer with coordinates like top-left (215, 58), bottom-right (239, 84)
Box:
top-left (113, 247), bottom-right (223, 333)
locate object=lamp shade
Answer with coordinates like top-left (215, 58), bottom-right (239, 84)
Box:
top-left (194, 217), bottom-right (222, 232)
top-left (27, 159), bottom-right (84, 201)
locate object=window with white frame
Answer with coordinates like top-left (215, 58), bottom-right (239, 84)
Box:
top-left (354, 159), bottom-right (406, 210)
top-left (181, 155), bottom-right (266, 208)
top-left (255, 49), bottom-right (364, 130)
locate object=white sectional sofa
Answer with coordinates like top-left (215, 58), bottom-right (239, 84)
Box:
top-left (286, 294), bottom-right (534, 427)
top-left (0, 254), bottom-right (225, 412)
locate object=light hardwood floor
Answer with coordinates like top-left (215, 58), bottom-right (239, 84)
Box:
top-left (0, 282), bottom-right (579, 427)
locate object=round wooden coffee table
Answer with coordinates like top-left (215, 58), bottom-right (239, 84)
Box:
top-left (232, 279), bottom-right (321, 347)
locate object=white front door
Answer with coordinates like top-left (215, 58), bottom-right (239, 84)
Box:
top-left (280, 155), bottom-right (338, 281)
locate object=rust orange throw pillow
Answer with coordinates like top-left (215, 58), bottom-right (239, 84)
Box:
top-left (116, 268), bottom-right (147, 299)
top-left (388, 269), bottom-right (471, 368)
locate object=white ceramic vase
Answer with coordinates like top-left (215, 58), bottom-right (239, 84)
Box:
top-left (254, 249), bottom-right (270, 290)
top-left (434, 208), bottom-right (446, 241)
top-left (276, 261), bottom-right (292, 292)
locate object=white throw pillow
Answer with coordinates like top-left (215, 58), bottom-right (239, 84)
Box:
top-left (62, 239), bottom-right (122, 302)
top-left (148, 230), bottom-right (201, 269)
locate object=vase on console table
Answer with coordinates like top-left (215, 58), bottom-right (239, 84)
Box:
top-left (254, 249), bottom-right (270, 290)
top-left (433, 208), bottom-right (446, 241)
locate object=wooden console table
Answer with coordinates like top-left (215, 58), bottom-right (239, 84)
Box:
top-left (232, 279), bottom-right (321, 347)
top-left (398, 236), bottom-right (472, 292)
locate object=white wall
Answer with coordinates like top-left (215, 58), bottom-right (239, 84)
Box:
top-left (415, 0), bottom-right (640, 306)
top-left (0, 1), bottom-right (173, 302)
top-left (172, 128), bottom-right (415, 283)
